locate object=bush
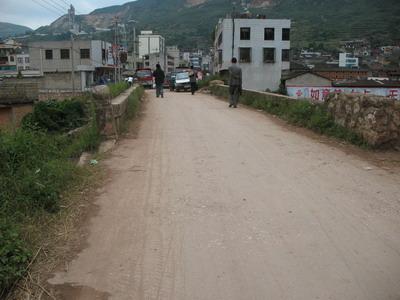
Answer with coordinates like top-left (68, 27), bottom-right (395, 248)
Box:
top-left (0, 129), bottom-right (74, 216)
top-left (127, 86), bottom-right (144, 119)
top-left (108, 82), bottom-right (130, 98)
top-left (0, 220), bottom-right (31, 294)
top-left (0, 95), bottom-right (105, 294)
top-left (22, 99), bottom-right (86, 132)
top-left (197, 74), bottom-right (223, 89)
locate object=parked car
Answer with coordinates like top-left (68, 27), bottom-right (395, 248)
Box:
top-left (135, 68), bottom-right (153, 88)
top-left (174, 72), bottom-right (191, 92)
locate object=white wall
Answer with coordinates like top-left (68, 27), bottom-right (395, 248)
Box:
top-left (138, 35), bottom-right (165, 58)
top-left (287, 86), bottom-right (400, 101)
top-left (215, 18), bottom-right (291, 91)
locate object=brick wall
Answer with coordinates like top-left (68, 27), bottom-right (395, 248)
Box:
top-left (0, 107), bottom-right (12, 128)
top-left (0, 104), bottom-right (33, 129)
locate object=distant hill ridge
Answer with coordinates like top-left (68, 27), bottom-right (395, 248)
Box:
top-left (36, 0), bottom-right (400, 49)
top-left (0, 22), bottom-right (32, 39)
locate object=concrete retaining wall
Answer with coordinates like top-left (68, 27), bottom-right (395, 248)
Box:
top-left (101, 85), bottom-right (143, 137)
top-left (209, 83), bottom-right (295, 105)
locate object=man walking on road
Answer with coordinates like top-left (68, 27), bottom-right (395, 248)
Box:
top-left (153, 64), bottom-right (165, 98)
top-left (189, 65), bottom-right (197, 95)
top-left (228, 57), bottom-right (242, 108)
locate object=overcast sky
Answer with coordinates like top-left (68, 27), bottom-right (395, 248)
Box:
top-left (0, 0), bottom-right (132, 30)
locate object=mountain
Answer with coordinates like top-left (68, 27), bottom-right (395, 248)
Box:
top-left (0, 22), bottom-right (33, 39)
top-left (36, 0), bottom-right (400, 49)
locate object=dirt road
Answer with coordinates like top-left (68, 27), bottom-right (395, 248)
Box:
top-left (49, 90), bottom-right (400, 300)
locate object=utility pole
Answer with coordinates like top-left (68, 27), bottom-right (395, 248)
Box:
top-left (70, 34), bottom-right (75, 95)
top-left (69, 4), bottom-right (76, 94)
top-left (114, 18), bottom-right (118, 82)
top-left (128, 20), bottom-right (138, 71)
top-left (232, 2), bottom-right (236, 59)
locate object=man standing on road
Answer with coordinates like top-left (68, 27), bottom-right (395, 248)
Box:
top-left (153, 64), bottom-right (165, 98)
top-left (189, 65), bottom-right (197, 95)
top-left (228, 57), bottom-right (242, 108)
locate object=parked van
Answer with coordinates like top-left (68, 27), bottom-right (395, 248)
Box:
top-left (135, 68), bottom-right (153, 88)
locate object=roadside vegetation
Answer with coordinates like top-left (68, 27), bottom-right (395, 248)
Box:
top-left (0, 85), bottom-right (145, 297)
top-left (197, 74), bottom-right (224, 89)
top-left (126, 86), bottom-right (144, 120)
top-left (209, 85), bottom-right (366, 147)
top-left (0, 95), bottom-right (101, 296)
top-left (108, 81), bottom-right (130, 98)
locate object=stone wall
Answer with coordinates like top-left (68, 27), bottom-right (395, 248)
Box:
top-left (326, 93), bottom-right (400, 147)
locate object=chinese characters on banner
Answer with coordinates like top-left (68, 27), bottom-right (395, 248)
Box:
top-left (287, 86), bottom-right (400, 101)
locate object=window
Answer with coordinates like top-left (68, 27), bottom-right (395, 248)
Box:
top-left (17, 57), bottom-right (23, 64)
top-left (282, 49), bottom-right (290, 62)
top-left (239, 47), bottom-right (251, 63)
top-left (102, 49), bottom-right (106, 60)
top-left (217, 32), bottom-right (223, 46)
top-left (240, 27), bottom-right (251, 40)
top-left (80, 49), bottom-right (90, 59)
top-left (263, 48), bottom-right (275, 63)
top-left (282, 28), bottom-right (290, 41)
top-left (60, 49), bottom-right (70, 59)
top-left (25, 57), bottom-right (29, 63)
top-left (218, 50), bottom-right (223, 65)
top-left (264, 28), bottom-right (275, 40)
top-left (9, 56), bottom-right (15, 62)
top-left (45, 50), bottom-right (53, 60)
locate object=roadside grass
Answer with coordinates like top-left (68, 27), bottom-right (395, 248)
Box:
top-left (0, 96), bottom-right (101, 296)
top-left (210, 85), bottom-right (367, 147)
top-left (126, 86), bottom-right (144, 119)
top-left (108, 82), bottom-right (130, 98)
top-left (0, 85), bottom-right (145, 298)
top-left (197, 74), bottom-right (223, 89)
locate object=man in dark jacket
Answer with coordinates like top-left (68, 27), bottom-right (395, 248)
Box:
top-left (153, 64), bottom-right (165, 98)
top-left (189, 65), bottom-right (197, 95)
top-left (228, 57), bottom-right (242, 108)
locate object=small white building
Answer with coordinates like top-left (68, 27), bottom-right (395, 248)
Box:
top-left (213, 16), bottom-right (291, 91)
top-left (339, 53), bottom-right (359, 68)
top-left (138, 31), bottom-right (166, 70)
top-left (16, 54), bottom-right (30, 71)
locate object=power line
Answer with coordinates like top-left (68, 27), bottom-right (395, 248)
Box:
top-left (40, 0), bottom-right (67, 15)
top-left (47, 0), bottom-right (69, 12)
top-left (31, 0), bottom-right (63, 17)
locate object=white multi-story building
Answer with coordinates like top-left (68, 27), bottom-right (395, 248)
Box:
top-left (138, 31), bottom-right (166, 70)
top-left (213, 16), bottom-right (291, 91)
top-left (339, 53), bottom-right (359, 68)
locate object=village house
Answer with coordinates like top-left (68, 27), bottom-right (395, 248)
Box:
top-left (285, 71), bottom-right (400, 101)
top-left (29, 40), bottom-right (116, 93)
top-left (213, 14), bottom-right (291, 91)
